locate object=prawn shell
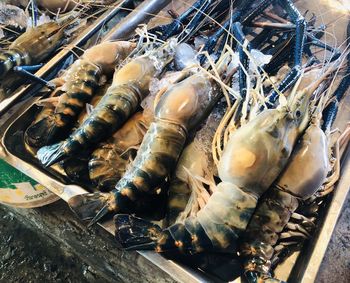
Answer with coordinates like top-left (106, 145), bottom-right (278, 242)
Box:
top-left (240, 187), bottom-right (299, 274)
top-left (10, 22), bottom-right (65, 64)
top-left (82, 41), bottom-right (136, 75)
top-left (115, 120), bottom-right (187, 204)
top-left (218, 109), bottom-right (296, 197)
top-left (277, 123), bottom-right (329, 199)
top-left (155, 73), bottom-right (216, 131)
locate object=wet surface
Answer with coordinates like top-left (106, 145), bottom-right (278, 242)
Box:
top-left (0, 205), bottom-right (96, 283)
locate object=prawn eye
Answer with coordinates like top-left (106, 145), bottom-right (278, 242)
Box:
top-left (295, 110), bottom-right (301, 118)
top-left (267, 125), bottom-right (279, 138)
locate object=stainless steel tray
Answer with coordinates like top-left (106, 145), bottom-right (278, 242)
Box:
top-left (1, 0), bottom-right (350, 282)
top-left (1, 69), bottom-right (350, 283)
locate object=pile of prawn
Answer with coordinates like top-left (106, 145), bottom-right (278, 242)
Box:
top-left (18, 0), bottom-right (350, 282)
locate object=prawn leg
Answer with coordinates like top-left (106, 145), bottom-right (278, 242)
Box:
top-left (13, 66), bottom-right (54, 89)
top-left (265, 0), bottom-right (306, 107)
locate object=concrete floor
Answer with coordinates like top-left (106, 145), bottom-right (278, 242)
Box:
top-left (316, 190), bottom-right (350, 283)
top-left (0, 205), bottom-right (96, 283)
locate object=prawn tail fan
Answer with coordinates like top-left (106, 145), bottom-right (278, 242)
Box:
top-left (25, 116), bottom-right (60, 148)
top-left (68, 192), bottom-right (111, 222)
top-left (37, 142), bottom-right (66, 166)
top-left (114, 214), bottom-right (161, 250)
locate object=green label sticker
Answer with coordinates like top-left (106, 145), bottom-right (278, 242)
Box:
top-left (0, 159), bottom-right (37, 189)
top-left (0, 159), bottom-right (58, 207)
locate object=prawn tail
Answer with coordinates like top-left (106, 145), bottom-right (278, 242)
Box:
top-left (68, 192), bottom-right (112, 222)
top-left (37, 142), bottom-right (66, 167)
top-left (63, 157), bottom-right (91, 185)
top-left (114, 214), bottom-right (161, 250)
top-left (25, 116), bottom-right (60, 147)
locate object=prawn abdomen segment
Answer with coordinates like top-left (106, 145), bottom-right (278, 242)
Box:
top-left (241, 188), bottom-right (299, 274)
top-left (114, 120), bottom-right (187, 211)
top-left (57, 60), bottom-right (101, 121)
top-left (157, 182), bottom-right (257, 253)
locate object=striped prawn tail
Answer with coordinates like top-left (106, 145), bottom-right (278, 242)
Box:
top-left (25, 61), bottom-right (101, 147)
top-left (115, 182), bottom-right (257, 254)
top-left (68, 120), bottom-right (187, 223)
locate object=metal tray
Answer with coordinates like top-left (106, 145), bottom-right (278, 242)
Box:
top-left (1, 1), bottom-right (350, 282)
top-left (1, 70), bottom-right (350, 283)
top-left (0, 102), bottom-right (216, 283)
